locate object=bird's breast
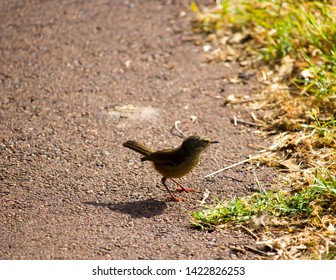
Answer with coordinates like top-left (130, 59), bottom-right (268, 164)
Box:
top-left (153, 154), bottom-right (201, 178)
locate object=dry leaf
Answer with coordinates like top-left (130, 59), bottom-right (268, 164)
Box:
top-left (279, 159), bottom-right (300, 172)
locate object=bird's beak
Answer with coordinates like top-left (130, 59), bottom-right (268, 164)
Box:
top-left (203, 138), bottom-right (219, 144)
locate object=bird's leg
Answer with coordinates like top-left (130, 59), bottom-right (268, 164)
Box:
top-left (170, 178), bottom-right (196, 193)
top-left (161, 177), bottom-right (184, 201)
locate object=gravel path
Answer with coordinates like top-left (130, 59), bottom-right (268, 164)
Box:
top-left (0, 0), bottom-right (275, 259)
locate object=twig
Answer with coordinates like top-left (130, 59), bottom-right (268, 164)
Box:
top-left (240, 225), bottom-right (259, 241)
top-left (230, 117), bottom-right (263, 128)
top-left (206, 174), bottom-right (244, 183)
top-left (222, 174), bottom-right (245, 183)
top-left (170, 120), bottom-right (185, 138)
top-left (224, 97), bottom-right (266, 106)
top-left (205, 155), bottom-right (260, 178)
top-left (250, 112), bottom-right (257, 121)
top-left (244, 245), bottom-right (275, 256)
top-left (228, 246), bottom-right (247, 255)
top-left (232, 116), bottom-right (237, 126)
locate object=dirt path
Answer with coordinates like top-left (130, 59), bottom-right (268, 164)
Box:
top-left (0, 0), bottom-right (275, 259)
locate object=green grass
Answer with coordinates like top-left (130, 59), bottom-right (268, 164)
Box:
top-left (313, 169), bottom-right (336, 197)
top-left (192, 187), bottom-right (315, 228)
top-left (192, 170), bottom-right (336, 229)
top-left (191, 0), bottom-right (336, 259)
top-left (191, 170), bottom-right (336, 259)
top-left (192, 0), bottom-right (336, 98)
top-left (301, 109), bottom-right (336, 147)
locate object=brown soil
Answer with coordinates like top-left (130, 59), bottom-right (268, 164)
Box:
top-left (0, 0), bottom-right (276, 259)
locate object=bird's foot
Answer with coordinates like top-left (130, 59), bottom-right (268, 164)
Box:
top-left (167, 195), bottom-right (185, 202)
top-left (170, 178), bottom-right (196, 193)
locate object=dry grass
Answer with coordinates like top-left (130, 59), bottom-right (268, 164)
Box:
top-left (190, 0), bottom-right (336, 259)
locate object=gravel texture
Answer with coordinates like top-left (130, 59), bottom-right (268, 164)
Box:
top-left (0, 0), bottom-right (276, 259)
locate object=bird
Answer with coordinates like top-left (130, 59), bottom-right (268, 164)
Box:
top-left (123, 135), bottom-right (219, 201)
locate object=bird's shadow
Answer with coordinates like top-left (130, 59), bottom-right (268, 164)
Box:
top-left (84, 198), bottom-right (167, 218)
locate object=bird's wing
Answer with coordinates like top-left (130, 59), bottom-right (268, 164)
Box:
top-left (141, 148), bottom-right (184, 166)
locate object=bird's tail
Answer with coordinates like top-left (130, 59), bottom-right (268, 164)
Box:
top-left (123, 140), bottom-right (154, 156)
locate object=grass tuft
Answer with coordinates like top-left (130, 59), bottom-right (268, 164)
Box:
top-left (191, 170), bottom-right (336, 259)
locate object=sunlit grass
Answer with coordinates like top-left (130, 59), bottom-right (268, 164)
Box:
top-left (192, 186), bottom-right (320, 228)
top-left (301, 109), bottom-right (336, 147)
top-left (191, 170), bottom-right (336, 259)
top-left (313, 169), bottom-right (336, 197)
top-left (191, 0), bottom-right (336, 259)
top-left (192, 0), bottom-right (336, 97)
top-left (194, 169), bottom-right (336, 228)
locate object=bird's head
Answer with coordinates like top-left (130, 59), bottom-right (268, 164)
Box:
top-left (182, 135), bottom-right (219, 152)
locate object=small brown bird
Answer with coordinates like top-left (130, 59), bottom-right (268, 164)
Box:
top-left (123, 135), bottom-right (219, 201)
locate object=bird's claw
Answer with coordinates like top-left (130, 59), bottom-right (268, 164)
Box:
top-left (167, 196), bottom-right (185, 202)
